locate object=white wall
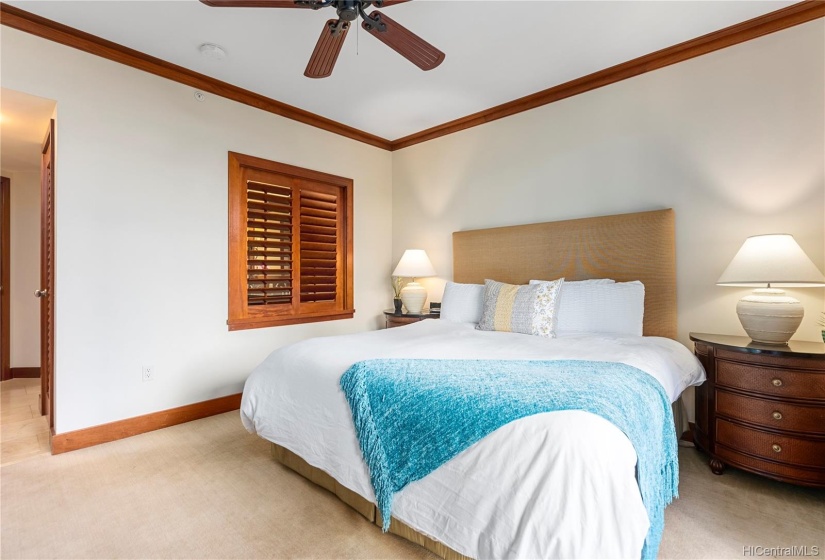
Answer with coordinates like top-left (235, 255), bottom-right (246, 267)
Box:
top-left (0, 170), bottom-right (41, 368)
top-left (2, 19), bottom-right (823, 434)
top-left (392, 20), bottom-right (825, 347)
top-left (1, 28), bottom-right (393, 433)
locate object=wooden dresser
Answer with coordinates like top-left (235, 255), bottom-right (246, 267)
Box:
top-left (383, 310), bottom-right (440, 329)
top-left (690, 332), bottom-right (825, 487)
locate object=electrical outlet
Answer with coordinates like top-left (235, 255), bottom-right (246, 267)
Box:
top-left (141, 365), bottom-right (154, 382)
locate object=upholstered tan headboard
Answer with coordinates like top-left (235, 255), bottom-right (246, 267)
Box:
top-left (453, 209), bottom-right (676, 339)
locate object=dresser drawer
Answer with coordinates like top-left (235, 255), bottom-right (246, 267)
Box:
top-left (716, 360), bottom-right (825, 401)
top-left (714, 446), bottom-right (825, 486)
top-left (716, 419), bottom-right (825, 468)
top-left (716, 348), bottom-right (824, 371)
top-left (716, 390), bottom-right (825, 435)
top-left (386, 316), bottom-right (420, 328)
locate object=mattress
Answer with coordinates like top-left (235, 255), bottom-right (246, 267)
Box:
top-left (241, 320), bottom-right (705, 559)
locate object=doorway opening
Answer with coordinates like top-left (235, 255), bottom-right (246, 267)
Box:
top-left (1, 87), bottom-right (57, 463)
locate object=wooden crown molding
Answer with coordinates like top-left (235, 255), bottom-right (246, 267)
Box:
top-left (50, 393), bottom-right (242, 454)
top-left (2, 2), bottom-right (823, 150)
top-left (389, 0), bottom-right (825, 150)
top-left (0, 3), bottom-right (392, 151)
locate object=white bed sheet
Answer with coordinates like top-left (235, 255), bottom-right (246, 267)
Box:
top-left (241, 320), bottom-right (705, 559)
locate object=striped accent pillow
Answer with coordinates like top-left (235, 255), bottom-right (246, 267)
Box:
top-left (477, 278), bottom-right (564, 337)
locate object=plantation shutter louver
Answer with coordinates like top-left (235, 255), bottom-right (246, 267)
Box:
top-left (228, 152), bottom-right (353, 330)
top-left (246, 181), bottom-right (293, 307)
top-left (300, 189), bottom-right (339, 303)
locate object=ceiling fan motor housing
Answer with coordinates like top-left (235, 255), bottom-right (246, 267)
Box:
top-left (335, 1), bottom-right (360, 21)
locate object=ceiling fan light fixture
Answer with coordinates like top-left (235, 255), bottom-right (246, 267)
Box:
top-left (198, 42), bottom-right (228, 61)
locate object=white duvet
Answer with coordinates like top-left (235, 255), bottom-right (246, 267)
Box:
top-left (241, 320), bottom-right (705, 559)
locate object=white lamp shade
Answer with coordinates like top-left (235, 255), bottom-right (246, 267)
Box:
top-left (392, 249), bottom-right (436, 278)
top-left (718, 234), bottom-right (824, 344)
top-left (717, 234), bottom-right (825, 288)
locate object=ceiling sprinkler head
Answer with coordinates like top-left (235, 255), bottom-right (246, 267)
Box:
top-left (198, 43), bottom-right (227, 61)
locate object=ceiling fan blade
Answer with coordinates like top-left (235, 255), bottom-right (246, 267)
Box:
top-left (200, 0), bottom-right (312, 7)
top-left (374, 0), bottom-right (413, 7)
top-left (304, 19), bottom-right (350, 79)
top-left (361, 11), bottom-right (444, 71)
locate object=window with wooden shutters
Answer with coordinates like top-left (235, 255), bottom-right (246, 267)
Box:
top-left (228, 153), bottom-right (353, 330)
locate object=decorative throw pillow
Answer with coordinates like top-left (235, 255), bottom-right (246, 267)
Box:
top-left (441, 282), bottom-right (486, 324)
top-left (477, 278), bottom-right (564, 337)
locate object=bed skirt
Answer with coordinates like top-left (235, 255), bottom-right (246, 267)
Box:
top-left (270, 443), bottom-right (471, 560)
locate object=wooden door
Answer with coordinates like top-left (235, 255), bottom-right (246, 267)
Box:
top-left (39, 120), bottom-right (55, 434)
top-left (1, 176), bottom-right (9, 381)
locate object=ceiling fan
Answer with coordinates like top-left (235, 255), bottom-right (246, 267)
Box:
top-left (200, 0), bottom-right (445, 79)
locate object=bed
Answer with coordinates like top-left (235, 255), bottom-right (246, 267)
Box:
top-left (240, 209), bottom-right (706, 559)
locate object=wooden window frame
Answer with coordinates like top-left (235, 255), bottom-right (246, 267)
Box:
top-left (228, 152), bottom-right (354, 330)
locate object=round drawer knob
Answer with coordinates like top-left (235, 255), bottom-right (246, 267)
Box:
top-left (771, 378), bottom-right (783, 387)
top-left (772, 411), bottom-right (783, 420)
top-left (772, 444), bottom-right (782, 453)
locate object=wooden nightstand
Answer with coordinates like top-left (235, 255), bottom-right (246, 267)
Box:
top-left (383, 309), bottom-right (440, 329)
top-left (690, 332), bottom-right (825, 488)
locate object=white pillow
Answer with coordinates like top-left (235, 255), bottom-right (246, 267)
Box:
top-left (530, 279), bottom-right (644, 336)
top-left (531, 278), bottom-right (615, 286)
top-left (441, 282), bottom-right (485, 324)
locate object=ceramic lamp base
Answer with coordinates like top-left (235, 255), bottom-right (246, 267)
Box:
top-left (736, 288), bottom-right (803, 345)
top-left (400, 282), bottom-right (427, 314)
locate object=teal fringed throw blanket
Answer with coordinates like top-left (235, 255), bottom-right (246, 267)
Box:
top-left (340, 359), bottom-right (678, 560)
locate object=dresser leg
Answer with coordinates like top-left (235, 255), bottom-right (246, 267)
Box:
top-left (709, 457), bottom-right (726, 475)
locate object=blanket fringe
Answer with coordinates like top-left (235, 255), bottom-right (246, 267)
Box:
top-left (340, 363), bottom-right (394, 531)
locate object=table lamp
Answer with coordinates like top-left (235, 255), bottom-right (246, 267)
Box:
top-left (717, 234), bottom-right (825, 344)
top-left (392, 249), bottom-right (436, 314)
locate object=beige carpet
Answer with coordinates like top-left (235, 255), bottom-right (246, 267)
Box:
top-left (1, 412), bottom-right (822, 559)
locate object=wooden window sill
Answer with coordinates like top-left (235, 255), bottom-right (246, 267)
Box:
top-left (228, 310), bottom-right (355, 331)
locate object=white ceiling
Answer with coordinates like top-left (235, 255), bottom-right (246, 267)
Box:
top-left (0, 87), bottom-right (56, 173)
top-left (6, 0), bottom-right (795, 141)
